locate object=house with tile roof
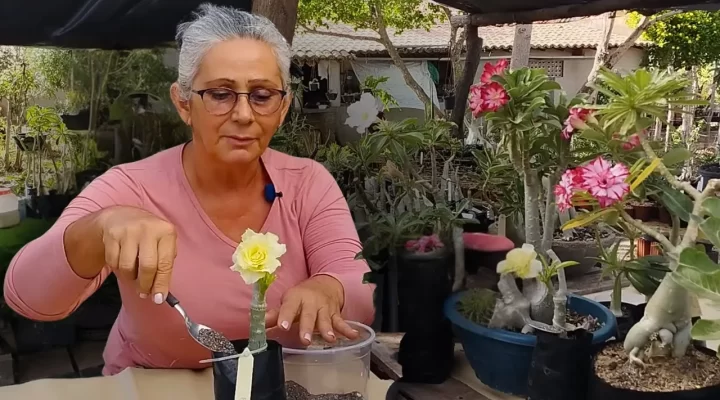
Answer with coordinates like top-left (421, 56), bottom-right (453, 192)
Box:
top-left (289, 13), bottom-right (649, 142)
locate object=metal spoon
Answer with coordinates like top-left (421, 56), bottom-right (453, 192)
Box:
top-left (166, 292), bottom-right (237, 354)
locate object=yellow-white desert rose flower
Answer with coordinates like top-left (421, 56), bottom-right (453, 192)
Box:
top-left (230, 229), bottom-right (287, 284)
top-left (496, 243), bottom-right (542, 279)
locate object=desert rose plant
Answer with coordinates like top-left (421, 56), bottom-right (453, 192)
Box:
top-left (231, 229), bottom-right (287, 351)
top-left (557, 67), bottom-right (720, 363)
top-left (470, 61), bottom-right (586, 326)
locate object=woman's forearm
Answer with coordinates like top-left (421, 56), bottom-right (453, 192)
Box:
top-left (64, 210), bottom-right (109, 279)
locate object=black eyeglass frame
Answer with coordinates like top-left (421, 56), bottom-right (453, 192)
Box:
top-left (191, 87), bottom-right (288, 116)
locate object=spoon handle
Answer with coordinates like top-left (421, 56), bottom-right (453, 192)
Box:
top-left (166, 292), bottom-right (180, 307)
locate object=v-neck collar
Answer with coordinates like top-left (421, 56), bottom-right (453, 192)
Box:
top-left (175, 143), bottom-right (280, 247)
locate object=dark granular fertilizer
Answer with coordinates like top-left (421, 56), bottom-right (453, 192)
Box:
top-left (197, 328), bottom-right (236, 354)
top-left (286, 381), bottom-right (363, 400)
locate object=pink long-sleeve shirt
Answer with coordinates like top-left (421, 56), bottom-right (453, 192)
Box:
top-left (3, 144), bottom-right (374, 375)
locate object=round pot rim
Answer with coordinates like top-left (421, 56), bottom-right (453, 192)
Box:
top-left (444, 291), bottom-right (617, 347)
top-left (281, 321), bottom-right (375, 355)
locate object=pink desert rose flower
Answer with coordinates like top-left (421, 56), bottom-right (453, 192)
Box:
top-left (480, 59), bottom-right (509, 84)
top-left (482, 82), bottom-right (509, 112)
top-left (580, 157), bottom-right (630, 207)
top-left (405, 234), bottom-right (445, 253)
top-left (469, 84), bottom-right (485, 117)
top-left (562, 107), bottom-right (594, 140)
top-left (554, 168), bottom-right (586, 212)
top-left (622, 133), bottom-right (642, 151)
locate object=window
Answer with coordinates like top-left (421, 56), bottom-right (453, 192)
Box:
top-left (529, 59), bottom-right (564, 78)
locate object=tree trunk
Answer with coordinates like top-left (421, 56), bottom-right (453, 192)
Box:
top-left (252, 0), bottom-right (299, 44)
top-left (2, 98), bottom-right (10, 168)
top-left (665, 106), bottom-right (673, 152)
top-left (372, 4), bottom-right (444, 118)
top-left (451, 25), bottom-right (482, 139)
top-left (510, 24), bottom-right (533, 69)
top-left (578, 12), bottom-right (615, 97)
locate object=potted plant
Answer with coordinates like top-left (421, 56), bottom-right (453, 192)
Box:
top-left (326, 91), bottom-right (338, 101)
top-left (557, 67), bottom-right (720, 397)
top-left (211, 229), bottom-right (287, 400)
top-left (444, 245), bottom-right (616, 396)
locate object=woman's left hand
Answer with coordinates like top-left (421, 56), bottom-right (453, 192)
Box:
top-left (266, 275), bottom-right (359, 345)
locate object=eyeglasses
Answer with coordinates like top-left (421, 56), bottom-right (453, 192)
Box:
top-left (192, 87), bottom-right (287, 116)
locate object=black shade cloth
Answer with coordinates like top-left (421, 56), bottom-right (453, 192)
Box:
top-left (0, 0), bottom-right (252, 49)
top-left (435, 0), bottom-right (720, 14)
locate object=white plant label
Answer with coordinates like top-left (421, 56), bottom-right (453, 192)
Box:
top-left (234, 348), bottom-right (254, 400)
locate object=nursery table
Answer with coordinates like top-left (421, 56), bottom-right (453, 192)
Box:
top-left (371, 333), bottom-right (521, 400)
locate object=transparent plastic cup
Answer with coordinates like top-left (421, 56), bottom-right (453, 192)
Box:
top-left (282, 321), bottom-right (375, 399)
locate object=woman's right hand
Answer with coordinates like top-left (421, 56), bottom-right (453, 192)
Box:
top-left (98, 206), bottom-right (178, 304)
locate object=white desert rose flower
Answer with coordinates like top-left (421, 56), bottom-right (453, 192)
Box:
top-left (345, 93), bottom-right (380, 134)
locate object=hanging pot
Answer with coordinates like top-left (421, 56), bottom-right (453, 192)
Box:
top-left (527, 329), bottom-right (594, 400)
top-left (308, 79), bottom-right (320, 92)
top-left (212, 340), bottom-right (286, 400)
top-left (397, 248), bottom-right (454, 384)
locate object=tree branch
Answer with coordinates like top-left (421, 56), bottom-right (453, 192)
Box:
top-left (605, 10), bottom-right (683, 70)
top-left (639, 134), bottom-right (701, 199)
top-left (620, 210), bottom-right (676, 253)
top-left (298, 24), bottom-right (382, 43)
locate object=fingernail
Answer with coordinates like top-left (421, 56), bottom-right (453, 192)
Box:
top-left (352, 329), bottom-right (359, 334)
top-left (154, 293), bottom-right (164, 305)
top-left (327, 331), bottom-right (335, 338)
top-left (280, 321), bottom-right (290, 330)
top-left (303, 333), bottom-right (312, 342)
top-left (139, 293), bottom-right (147, 299)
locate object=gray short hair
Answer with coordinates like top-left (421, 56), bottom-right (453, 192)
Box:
top-left (175, 3), bottom-right (291, 100)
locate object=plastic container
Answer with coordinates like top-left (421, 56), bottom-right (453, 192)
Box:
top-left (444, 292), bottom-right (617, 397)
top-left (0, 187), bottom-right (20, 229)
top-left (282, 321), bottom-right (375, 399)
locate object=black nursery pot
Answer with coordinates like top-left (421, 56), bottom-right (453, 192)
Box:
top-left (397, 249), bottom-right (454, 384)
top-left (588, 342), bottom-right (720, 400)
top-left (527, 329), bottom-right (593, 400)
top-left (212, 340), bottom-right (286, 400)
top-left (599, 302), bottom-right (646, 341)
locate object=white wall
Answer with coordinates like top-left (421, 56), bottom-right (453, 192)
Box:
top-left (473, 47), bottom-right (644, 95)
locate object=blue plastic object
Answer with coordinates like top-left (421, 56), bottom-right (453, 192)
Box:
top-left (444, 292), bottom-right (617, 397)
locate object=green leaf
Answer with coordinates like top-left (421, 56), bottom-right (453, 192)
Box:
top-left (691, 319), bottom-right (720, 341)
top-left (673, 247), bottom-right (720, 302)
top-left (704, 198), bottom-right (720, 219)
top-left (662, 148), bottom-right (692, 166)
top-left (630, 157), bottom-right (661, 191)
top-left (578, 129), bottom-right (606, 142)
top-left (562, 208), bottom-right (617, 230)
top-left (700, 217), bottom-right (720, 249)
top-left (657, 188), bottom-right (693, 222)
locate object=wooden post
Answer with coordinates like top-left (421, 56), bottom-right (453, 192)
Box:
top-left (510, 24), bottom-right (533, 69)
top-left (451, 26), bottom-right (482, 139)
top-left (252, 0), bottom-right (299, 44)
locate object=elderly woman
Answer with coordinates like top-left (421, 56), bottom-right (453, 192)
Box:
top-left (3, 4), bottom-right (374, 375)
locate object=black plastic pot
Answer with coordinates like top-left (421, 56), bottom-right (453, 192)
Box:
top-left (397, 249), bottom-right (454, 383)
top-left (444, 95), bottom-right (455, 110)
top-left (588, 342), bottom-right (720, 400)
top-left (598, 302), bottom-right (646, 341)
top-left (11, 315), bottom-right (77, 354)
top-left (527, 329), bottom-right (593, 400)
top-left (212, 340), bottom-right (286, 400)
top-left (698, 163), bottom-right (720, 191)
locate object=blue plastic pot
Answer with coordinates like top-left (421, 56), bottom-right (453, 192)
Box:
top-left (444, 292), bottom-right (617, 397)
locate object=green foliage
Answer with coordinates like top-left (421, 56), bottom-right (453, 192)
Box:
top-left (25, 105), bottom-right (66, 137)
top-left (298, 0), bottom-right (445, 33)
top-left (628, 11), bottom-right (720, 68)
top-left (673, 247), bottom-right (720, 302)
top-left (457, 288), bottom-right (497, 326)
top-left (361, 76), bottom-right (398, 110)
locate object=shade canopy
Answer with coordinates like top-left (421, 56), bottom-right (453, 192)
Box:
top-left (0, 0), bottom-right (252, 49)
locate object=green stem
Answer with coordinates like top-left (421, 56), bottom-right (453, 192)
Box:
top-left (611, 274), bottom-right (624, 317)
top-left (248, 282), bottom-right (267, 352)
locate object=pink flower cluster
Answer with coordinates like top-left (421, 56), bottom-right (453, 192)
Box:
top-left (469, 60), bottom-right (510, 117)
top-left (405, 234), bottom-right (444, 253)
top-left (554, 157), bottom-right (630, 212)
top-left (614, 133), bottom-right (642, 151)
top-left (562, 107), bottom-right (594, 140)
